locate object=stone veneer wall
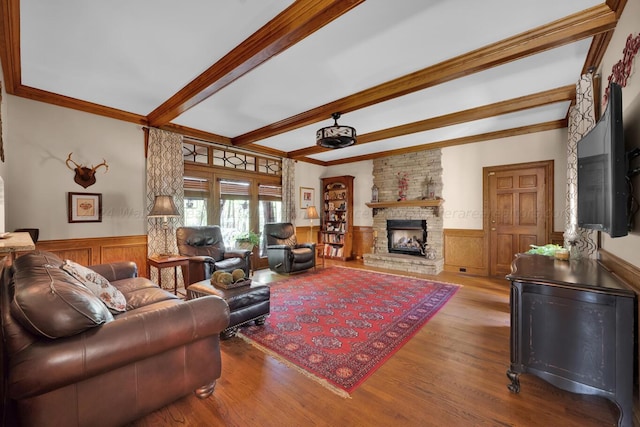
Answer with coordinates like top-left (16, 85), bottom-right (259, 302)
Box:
top-left (364, 149), bottom-right (444, 275)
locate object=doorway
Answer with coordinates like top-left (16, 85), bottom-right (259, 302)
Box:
top-left (484, 160), bottom-right (554, 276)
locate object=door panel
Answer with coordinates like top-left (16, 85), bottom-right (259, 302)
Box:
top-left (496, 234), bottom-right (515, 267)
top-left (488, 163), bottom-right (551, 276)
top-left (519, 193), bottom-right (538, 225)
top-left (497, 193), bottom-right (514, 226)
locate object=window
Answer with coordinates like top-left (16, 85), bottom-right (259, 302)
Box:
top-left (258, 184), bottom-right (282, 255)
top-left (219, 179), bottom-right (251, 247)
top-left (183, 140), bottom-right (282, 267)
top-left (184, 177), bottom-right (209, 226)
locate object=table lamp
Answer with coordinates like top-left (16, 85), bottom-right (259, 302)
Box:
top-left (148, 195), bottom-right (180, 256)
top-left (305, 205), bottom-right (319, 242)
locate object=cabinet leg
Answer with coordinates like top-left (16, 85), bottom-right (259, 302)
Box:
top-left (506, 369), bottom-right (520, 393)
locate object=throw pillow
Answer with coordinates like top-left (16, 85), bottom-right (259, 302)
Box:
top-left (61, 260), bottom-right (127, 313)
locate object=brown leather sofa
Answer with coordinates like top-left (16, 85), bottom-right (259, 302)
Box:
top-left (176, 226), bottom-right (252, 285)
top-left (0, 251), bottom-right (230, 427)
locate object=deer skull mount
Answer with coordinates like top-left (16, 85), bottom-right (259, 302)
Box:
top-left (66, 152), bottom-right (109, 188)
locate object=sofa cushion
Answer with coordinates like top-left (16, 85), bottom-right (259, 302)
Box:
top-left (61, 260), bottom-right (127, 313)
top-left (11, 254), bottom-right (114, 339)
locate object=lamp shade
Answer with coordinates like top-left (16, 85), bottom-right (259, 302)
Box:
top-left (148, 195), bottom-right (179, 217)
top-left (306, 205), bottom-right (319, 220)
top-left (316, 113), bottom-right (356, 149)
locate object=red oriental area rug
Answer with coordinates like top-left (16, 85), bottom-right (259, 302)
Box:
top-left (238, 267), bottom-right (460, 397)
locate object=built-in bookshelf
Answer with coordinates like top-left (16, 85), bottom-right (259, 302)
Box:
top-left (321, 175), bottom-right (354, 261)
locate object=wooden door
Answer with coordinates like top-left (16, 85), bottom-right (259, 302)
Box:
top-left (486, 161), bottom-right (552, 276)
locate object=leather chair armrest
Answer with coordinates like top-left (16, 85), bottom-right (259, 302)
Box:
top-left (267, 244), bottom-right (290, 250)
top-left (89, 261), bottom-right (138, 282)
top-left (224, 249), bottom-right (251, 259)
top-left (8, 296), bottom-right (230, 399)
top-left (187, 255), bottom-right (216, 265)
top-left (296, 243), bottom-right (316, 251)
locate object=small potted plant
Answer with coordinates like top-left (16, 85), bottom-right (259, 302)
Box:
top-left (234, 230), bottom-right (261, 250)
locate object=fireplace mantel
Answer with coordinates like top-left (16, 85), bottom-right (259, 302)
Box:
top-left (365, 199), bottom-right (443, 216)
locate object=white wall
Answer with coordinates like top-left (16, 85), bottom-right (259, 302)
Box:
top-left (293, 160), bottom-right (324, 228)
top-left (303, 131), bottom-right (569, 233)
top-left (5, 95), bottom-right (146, 240)
top-left (598, 0), bottom-right (640, 267)
top-left (294, 159), bottom-right (374, 227)
top-left (442, 127), bottom-right (568, 231)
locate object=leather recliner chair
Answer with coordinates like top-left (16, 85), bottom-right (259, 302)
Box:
top-left (264, 222), bottom-right (316, 274)
top-left (176, 226), bottom-right (252, 285)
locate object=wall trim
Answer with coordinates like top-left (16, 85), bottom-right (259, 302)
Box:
top-left (598, 248), bottom-right (640, 292)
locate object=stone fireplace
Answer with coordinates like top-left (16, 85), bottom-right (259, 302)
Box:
top-left (363, 149), bottom-right (443, 275)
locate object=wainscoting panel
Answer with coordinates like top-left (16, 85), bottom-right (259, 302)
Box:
top-left (352, 226), bottom-right (374, 260)
top-left (28, 235), bottom-right (149, 277)
top-left (443, 229), bottom-right (487, 276)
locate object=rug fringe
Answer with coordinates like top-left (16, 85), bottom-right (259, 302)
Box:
top-left (237, 332), bottom-right (352, 399)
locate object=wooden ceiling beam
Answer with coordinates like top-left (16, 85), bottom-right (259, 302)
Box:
top-left (310, 120), bottom-right (567, 166)
top-left (289, 85), bottom-right (576, 159)
top-left (0, 0), bottom-right (21, 92)
top-left (14, 86), bottom-right (148, 125)
top-left (147, 0), bottom-right (365, 127)
top-left (234, 4), bottom-right (616, 147)
top-left (160, 123), bottom-right (231, 145)
top-left (163, 123), bottom-right (289, 159)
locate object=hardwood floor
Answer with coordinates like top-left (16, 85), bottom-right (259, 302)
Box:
top-left (131, 259), bottom-right (630, 427)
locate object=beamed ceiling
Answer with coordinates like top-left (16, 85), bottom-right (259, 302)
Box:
top-left (0, 0), bottom-right (627, 166)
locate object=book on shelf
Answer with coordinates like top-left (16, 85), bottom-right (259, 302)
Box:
top-left (323, 244), bottom-right (344, 257)
top-left (323, 233), bottom-right (344, 244)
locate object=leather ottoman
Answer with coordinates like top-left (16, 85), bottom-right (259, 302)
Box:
top-left (187, 280), bottom-right (270, 339)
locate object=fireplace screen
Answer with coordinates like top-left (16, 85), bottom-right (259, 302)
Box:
top-left (387, 220), bottom-right (427, 256)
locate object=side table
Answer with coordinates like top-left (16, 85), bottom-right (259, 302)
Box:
top-left (316, 243), bottom-right (325, 268)
top-left (147, 255), bottom-right (189, 295)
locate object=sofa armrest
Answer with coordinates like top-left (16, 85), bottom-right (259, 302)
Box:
top-left (89, 261), bottom-right (138, 281)
top-left (8, 296), bottom-right (230, 399)
top-left (224, 249), bottom-right (251, 259)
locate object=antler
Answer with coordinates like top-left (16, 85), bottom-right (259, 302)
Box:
top-left (91, 159), bottom-right (109, 174)
top-left (66, 152), bottom-right (81, 170)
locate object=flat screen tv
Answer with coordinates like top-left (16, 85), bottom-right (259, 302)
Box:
top-left (577, 82), bottom-right (628, 237)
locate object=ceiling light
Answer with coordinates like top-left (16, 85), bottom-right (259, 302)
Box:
top-left (316, 113), bottom-right (356, 149)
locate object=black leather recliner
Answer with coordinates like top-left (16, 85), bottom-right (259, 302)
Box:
top-left (264, 222), bottom-right (316, 274)
top-left (176, 226), bottom-right (251, 285)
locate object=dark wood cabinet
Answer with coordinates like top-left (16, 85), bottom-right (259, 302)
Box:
top-left (506, 253), bottom-right (636, 427)
top-left (320, 175), bottom-right (354, 261)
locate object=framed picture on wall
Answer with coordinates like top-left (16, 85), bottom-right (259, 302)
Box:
top-left (68, 192), bottom-right (102, 223)
top-left (300, 187), bottom-right (314, 209)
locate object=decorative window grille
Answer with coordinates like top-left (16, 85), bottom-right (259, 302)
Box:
top-left (183, 140), bottom-right (281, 176)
